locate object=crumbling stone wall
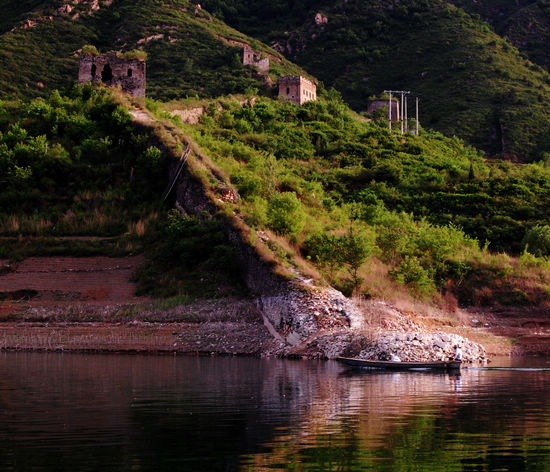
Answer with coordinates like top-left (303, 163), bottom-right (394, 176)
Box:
top-left (278, 76), bottom-right (317, 106)
top-left (79, 53), bottom-right (146, 97)
top-left (368, 99), bottom-right (400, 121)
top-left (242, 45), bottom-right (269, 72)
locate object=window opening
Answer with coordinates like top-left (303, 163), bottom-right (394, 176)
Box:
top-left (91, 64), bottom-right (97, 80)
top-left (128, 68), bottom-right (133, 77)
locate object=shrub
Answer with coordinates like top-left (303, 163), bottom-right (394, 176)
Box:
top-left (340, 226), bottom-right (375, 291)
top-left (245, 196), bottom-right (268, 227)
top-left (121, 49), bottom-right (148, 61)
top-left (267, 192), bottom-right (306, 236)
top-left (137, 146), bottom-right (163, 175)
top-left (522, 224), bottom-right (550, 256)
top-left (81, 45), bottom-right (99, 56)
top-left (391, 255), bottom-right (435, 296)
top-left (305, 232), bottom-right (344, 281)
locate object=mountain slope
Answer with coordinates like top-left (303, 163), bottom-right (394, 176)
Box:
top-left (201, 0), bottom-right (550, 162)
top-left (0, 0), bottom-right (306, 101)
top-left (453, 0), bottom-right (550, 71)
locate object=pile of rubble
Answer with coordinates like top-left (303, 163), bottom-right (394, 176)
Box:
top-left (357, 331), bottom-right (487, 362)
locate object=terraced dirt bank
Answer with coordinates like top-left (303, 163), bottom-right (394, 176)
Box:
top-left (0, 256), bottom-right (548, 358)
top-left (0, 256), bottom-right (279, 355)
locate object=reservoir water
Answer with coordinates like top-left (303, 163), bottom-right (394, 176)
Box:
top-left (1, 352), bottom-right (549, 471)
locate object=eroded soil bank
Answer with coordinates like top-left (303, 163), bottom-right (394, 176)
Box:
top-left (0, 256), bottom-right (549, 359)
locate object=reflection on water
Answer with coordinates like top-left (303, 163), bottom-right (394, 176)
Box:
top-left (0, 353), bottom-right (549, 471)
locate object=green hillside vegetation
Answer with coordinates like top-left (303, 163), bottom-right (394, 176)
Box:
top-left (0, 0), bottom-right (305, 101)
top-left (201, 0), bottom-right (550, 163)
top-left (5, 83), bottom-right (550, 308)
top-left (154, 92), bottom-right (550, 306)
top-left (0, 0), bottom-right (49, 33)
top-left (454, 0), bottom-right (550, 71)
top-left (0, 85), bottom-right (162, 237)
top-left (0, 86), bottom-right (244, 298)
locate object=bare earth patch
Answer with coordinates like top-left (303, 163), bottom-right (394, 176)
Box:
top-left (0, 256), bottom-right (279, 355)
top-left (0, 256), bottom-right (549, 357)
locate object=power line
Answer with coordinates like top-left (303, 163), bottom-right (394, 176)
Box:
top-left (383, 90), bottom-right (417, 135)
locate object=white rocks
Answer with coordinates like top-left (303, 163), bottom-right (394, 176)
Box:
top-left (258, 281), bottom-right (364, 350)
top-left (357, 331), bottom-right (486, 362)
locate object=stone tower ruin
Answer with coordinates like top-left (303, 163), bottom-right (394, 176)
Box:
top-left (242, 45), bottom-right (269, 72)
top-left (278, 76), bottom-right (317, 106)
top-left (367, 99), bottom-right (400, 121)
top-left (79, 53), bottom-right (146, 97)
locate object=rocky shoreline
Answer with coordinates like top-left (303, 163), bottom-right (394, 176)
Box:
top-left (0, 294), bottom-right (491, 361)
top-left (0, 256), bottom-right (545, 360)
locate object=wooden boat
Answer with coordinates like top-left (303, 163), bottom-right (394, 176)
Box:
top-left (335, 357), bottom-right (462, 371)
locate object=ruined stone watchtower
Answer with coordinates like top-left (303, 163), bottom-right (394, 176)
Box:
top-left (79, 52), bottom-right (146, 97)
top-left (368, 98), bottom-right (400, 121)
top-left (278, 76), bottom-right (317, 106)
top-left (242, 45), bottom-right (269, 72)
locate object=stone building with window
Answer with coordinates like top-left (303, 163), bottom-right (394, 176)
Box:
top-left (278, 76), bottom-right (317, 106)
top-left (78, 53), bottom-right (146, 97)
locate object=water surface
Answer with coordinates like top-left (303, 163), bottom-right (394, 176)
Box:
top-left (1, 353), bottom-right (549, 471)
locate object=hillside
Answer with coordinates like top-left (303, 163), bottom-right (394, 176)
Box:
top-left (0, 0), bottom-right (306, 101)
top-left (453, 0), bottom-right (550, 71)
top-left (2, 85), bottom-right (550, 354)
top-left (1, 1), bottom-right (550, 356)
top-left (152, 93), bottom-right (550, 308)
top-left (201, 0), bottom-right (550, 163)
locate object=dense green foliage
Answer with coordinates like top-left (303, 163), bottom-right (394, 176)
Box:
top-left (0, 85), bottom-right (166, 236)
top-left (202, 0), bottom-right (550, 163)
top-left (0, 0), bottom-right (305, 101)
top-left (5, 0), bottom-right (550, 162)
top-left (452, 0), bottom-right (550, 70)
top-left (170, 94), bottom-right (550, 302)
top-left (0, 87), bottom-right (246, 298)
top-left (133, 210), bottom-right (246, 298)
top-left (522, 224), bottom-right (550, 256)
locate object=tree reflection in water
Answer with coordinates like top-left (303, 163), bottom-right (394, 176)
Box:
top-left (0, 353), bottom-right (548, 471)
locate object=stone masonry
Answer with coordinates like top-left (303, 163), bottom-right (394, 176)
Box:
top-left (242, 45), bottom-right (269, 72)
top-left (368, 99), bottom-right (400, 121)
top-left (278, 76), bottom-right (317, 106)
top-left (79, 53), bottom-right (146, 97)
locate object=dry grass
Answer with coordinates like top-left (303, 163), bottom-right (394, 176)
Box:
top-left (127, 212), bottom-right (159, 237)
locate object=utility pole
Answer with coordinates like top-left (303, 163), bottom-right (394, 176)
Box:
top-left (400, 92), bottom-right (404, 134)
top-left (404, 95), bottom-right (408, 133)
top-left (384, 90), bottom-right (410, 134)
top-left (388, 91), bottom-right (392, 131)
top-left (415, 96), bottom-right (419, 135)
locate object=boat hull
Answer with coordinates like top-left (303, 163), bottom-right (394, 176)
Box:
top-left (335, 357), bottom-right (462, 371)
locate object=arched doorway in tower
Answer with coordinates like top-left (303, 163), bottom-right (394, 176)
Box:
top-left (101, 64), bottom-right (113, 84)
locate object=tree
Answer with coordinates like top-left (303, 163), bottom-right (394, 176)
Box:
top-left (305, 233), bottom-right (344, 283)
top-left (340, 226), bottom-right (375, 293)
